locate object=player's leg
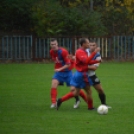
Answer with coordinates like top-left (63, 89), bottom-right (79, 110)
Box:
top-left (56, 86), bottom-right (80, 110)
top-left (84, 86), bottom-right (94, 110)
top-left (73, 90), bottom-right (88, 108)
top-left (90, 75), bottom-right (106, 105)
top-left (93, 84), bottom-right (111, 108)
top-left (79, 90), bottom-right (88, 103)
top-left (56, 71), bottom-right (85, 110)
top-left (50, 79), bottom-right (59, 108)
top-left (65, 71), bottom-right (81, 108)
top-left (93, 83), bottom-right (106, 105)
top-left (82, 72), bottom-right (94, 110)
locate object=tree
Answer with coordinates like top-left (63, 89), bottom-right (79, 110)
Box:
top-left (32, 0), bottom-right (65, 36)
top-left (31, 0), bottom-right (106, 36)
top-left (0, 0), bottom-right (37, 32)
top-left (104, 0), bottom-right (134, 35)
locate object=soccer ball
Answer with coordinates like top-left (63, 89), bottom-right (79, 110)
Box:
top-left (97, 105), bottom-right (108, 115)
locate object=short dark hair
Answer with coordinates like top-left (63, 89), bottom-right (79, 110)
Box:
top-left (50, 38), bottom-right (57, 42)
top-left (89, 39), bottom-right (98, 46)
top-left (89, 39), bottom-right (96, 43)
top-left (79, 38), bottom-right (89, 46)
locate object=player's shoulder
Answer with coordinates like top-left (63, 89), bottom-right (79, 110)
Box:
top-left (96, 52), bottom-right (101, 57)
top-left (59, 47), bottom-right (68, 52)
top-left (76, 48), bottom-right (84, 53)
top-left (58, 47), bottom-right (69, 56)
top-left (50, 49), bottom-right (53, 54)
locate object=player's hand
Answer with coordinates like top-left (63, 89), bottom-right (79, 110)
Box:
top-left (68, 54), bottom-right (75, 60)
top-left (72, 56), bottom-right (75, 60)
top-left (95, 47), bottom-right (100, 53)
top-left (55, 69), bottom-right (61, 72)
top-left (68, 54), bottom-right (72, 59)
top-left (97, 59), bottom-right (102, 63)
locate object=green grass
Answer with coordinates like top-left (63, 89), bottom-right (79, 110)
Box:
top-left (0, 62), bottom-right (134, 134)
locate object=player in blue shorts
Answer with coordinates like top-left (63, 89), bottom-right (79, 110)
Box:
top-left (56, 38), bottom-right (101, 110)
top-left (50, 38), bottom-right (83, 108)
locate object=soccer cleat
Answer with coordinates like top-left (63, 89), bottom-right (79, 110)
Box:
top-left (88, 107), bottom-right (96, 111)
top-left (103, 104), bottom-right (112, 109)
top-left (56, 98), bottom-right (62, 110)
top-left (50, 103), bottom-right (56, 108)
top-left (73, 100), bottom-right (81, 109)
top-left (106, 105), bottom-right (112, 109)
top-left (59, 82), bottom-right (64, 86)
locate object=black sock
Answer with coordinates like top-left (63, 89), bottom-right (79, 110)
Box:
top-left (99, 93), bottom-right (106, 105)
top-left (75, 96), bottom-right (80, 101)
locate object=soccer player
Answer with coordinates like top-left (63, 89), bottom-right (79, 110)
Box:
top-left (87, 41), bottom-right (110, 107)
top-left (66, 54), bottom-right (86, 109)
top-left (49, 38), bottom-right (86, 108)
top-left (56, 38), bottom-right (101, 110)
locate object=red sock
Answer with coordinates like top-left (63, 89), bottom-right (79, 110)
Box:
top-left (79, 90), bottom-right (88, 103)
top-left (51, 88), bottom-right (57, 104)
top-left (87, 99), bottom-right (93, 109)
top-left (61, 92), bottom-right (74, 102)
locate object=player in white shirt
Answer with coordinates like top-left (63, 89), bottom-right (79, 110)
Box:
top-left (66, 40), bottom-right (110, 109)
top-left (86, 41), bottom-right (110, 107)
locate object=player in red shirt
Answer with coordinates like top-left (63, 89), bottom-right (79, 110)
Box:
top-left (56, 38), bottom-right (101, 110)
top-left (50, 38), bottom-right (86, 108)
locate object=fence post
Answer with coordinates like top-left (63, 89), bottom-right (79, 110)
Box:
top-left (72, 37), bottom-right (75, 55)
top-left (32, 34), bottom-right (36, 61)
top-left (132, 36), bottom-right (134, 59)
top-left (105, 38), bottom-right (108, 58)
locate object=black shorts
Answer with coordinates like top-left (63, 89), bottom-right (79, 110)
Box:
top-left (90, 75), bottom-right (100, 85)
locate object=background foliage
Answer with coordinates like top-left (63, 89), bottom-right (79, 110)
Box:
top-left (0, 0), bottom-right (133, 36)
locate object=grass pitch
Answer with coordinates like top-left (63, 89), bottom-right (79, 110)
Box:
top-left (0, 62), bottom-right (134, 134)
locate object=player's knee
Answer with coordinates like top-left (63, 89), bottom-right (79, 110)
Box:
top-left (51, 79), bottom-right (59, 88)
top-left (70, 87), bottom-right (75, 92)
top-left (70, 86), bottom-right (78, 96)
top-left (97, 88), bottom-right (104, 94)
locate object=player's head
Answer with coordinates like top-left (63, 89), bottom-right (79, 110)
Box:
top-left (50, 38), bottom-right (58, 50)
top-left (89, 40), bottom-right (97, 52)
top-left (79, 38), bottom-right (90, 49)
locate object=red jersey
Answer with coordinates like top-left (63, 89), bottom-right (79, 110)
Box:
top-left (75, 48), bottom-right (98, 72)
top-left (70, 59), bottom-right (75, 70)
top-left (50, 47), bottom-right (71, 71)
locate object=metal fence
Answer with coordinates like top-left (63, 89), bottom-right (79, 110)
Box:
top-left (34, 38), bottom-right (73, 59)
top-left (0, 35), bottom-right (134, 61)
top-left (0, 35), bottom-right (32, 60)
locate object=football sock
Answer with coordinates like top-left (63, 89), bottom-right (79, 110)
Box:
top-left (99, 93), bottom-right (106, 105)
top-left (61, 92), bottom-right (74, 102)
top-left (50, 88), bottom-right (57, 104)
top-left (74, 96), bottom-right (80, 101)
top-left (87, 99), bottom-right (93, 109)
top-left (79, 90), bottom-right (88, 103)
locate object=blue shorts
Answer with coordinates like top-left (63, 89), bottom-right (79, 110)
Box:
top-left (52, 71), bottom-right (73, 86)
top-left (70, 71), bottom-right (93, 89)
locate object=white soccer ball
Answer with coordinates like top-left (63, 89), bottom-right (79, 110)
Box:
top-left (97, 105), bottom-right (108, 115)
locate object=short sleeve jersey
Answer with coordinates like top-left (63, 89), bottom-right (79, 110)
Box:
top-left (50, 47), bottom-right (71, 71)
top-left (75, 48), bottom-right (89, 72)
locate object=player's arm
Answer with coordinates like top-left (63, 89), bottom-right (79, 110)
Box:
top-left (76, 47), bottom-right (101, 64)
top-left (68, 54), bottom-right (75, 61)
top-left (88, 57), bottom-right (101, 71)
top-left (88, 65), bottom-right (98, 71)
top-left (86, 47), bottom-right (101, 64)
top-left (55, 64), bottom-right (70, 72)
